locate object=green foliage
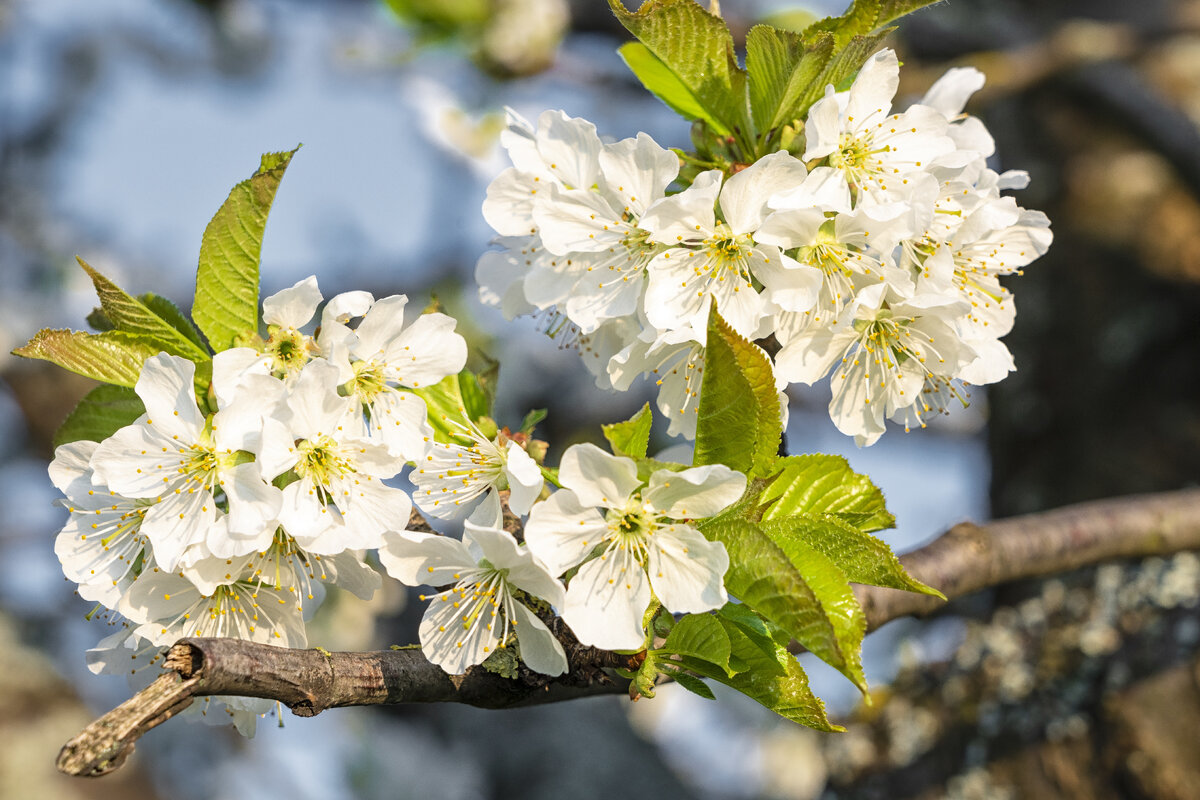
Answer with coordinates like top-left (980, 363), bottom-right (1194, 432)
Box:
top-left (52, 384), bottom-right (145, 449)
top-left (383, 0), bottom-right (490, 32)
top-left (14, 329), bottom-right (165, 388)
top-left (411, 369), bottom-right (494, 443)
top-left (693, 306), bottom-right (780, 478)
top-left (766, 513), bottom-right (942, 598)
top-left (609, 0), bottom-right (752, 151)
top-left (193, 147), bottom-right (298, 352)
top-left (699, 514), bottom-right (867, 692)
top-left (611, 0), bottom-right (944, 158)
top-left (760, 454), bottom-right (894, 531)
top-left (669, 671), bottom-right (716, 700)
top-left (617, 43), bottom-right (724, 132)
top-left (138, 293), bottom-right (208, 354)
top-left (745, 26), bottom-right (834, 137)
top-left (602, 402), bottom-right (654, 460)
top-left (716, 616), bottom-right (841, 730)
top-left (519, 408), bottom-right (548, 435)
top-left (662, 612), bottom-right (732, 675)
top-left (76, 258), bottom-right (209, 361)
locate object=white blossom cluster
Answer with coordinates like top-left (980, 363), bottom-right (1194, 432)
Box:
top-left (476, 49), bottom-right (1052, 445)
top-left (54, 276), bottom-right (468, 731)
top-left (53, 277), bottom-right (750, 731)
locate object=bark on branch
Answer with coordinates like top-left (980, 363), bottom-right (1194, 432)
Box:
top-left (58, 488), bottom-right (1200, 778)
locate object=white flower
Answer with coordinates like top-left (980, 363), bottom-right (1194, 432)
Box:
top-left (803, 49), bottom-right (954, 201)
top-left (91, 355), bottom-right (282, 571)
top-left (412, 423), bottom-right (543, 527)
top-left (331, 294), bottom-right (468, 461)
top-left (524, 444), bottom-right (744, 650)
top-left (757, 196), bottom-right (914, 329)
top-left (379, 522), bottom-right (568, 676)
top-left (260, 276), bottom-right (324, 377)
top-left (50, 440), bottom-right (151, 607)
top-left (258, 359), bottom-right (411, 553)
top-left (482, 108), bottom-right (603, 238)
top-left (528, 132), bottom-right (679, 332)
top-left (777, 284), bottom-right (976, 445)
top-left (641, 152), bottom-right (811, 338)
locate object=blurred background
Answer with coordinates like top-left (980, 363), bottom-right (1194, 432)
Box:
top-left (1, 0), bottom-right (1199, 798)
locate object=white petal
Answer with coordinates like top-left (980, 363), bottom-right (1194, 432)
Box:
top-left (523, 490), bottom-right (608, 576)
top-left (384, 312), bottom-right (468, 389)
top-left (535, 109), bottom-right (602, 190)
top-left (322, 290), bottom-right (375, 327)
top-left (922, 66), bottom-right (985, 118)
top-left (512, 602), bottom-right (568, 676)
top-left (278, 479), bottom-right (335, 544)
top-left (562, 549), bottom-right (649, 651)
top-left (719, 151), bottom-right (809, 234)
top-left (365, 389), bottom-right (431, 462)
top-left (378, 529), bottom-right (472, 586)
top-left (465, 523), bottom-right (565, 607)
top-left (643, 465), bottom-right (746, 519)
top-left (221, 461), bottom-right (282, 539)
top-left (533, 186), bottom-right (624, 255)
top-left (640, 170), bottom-right (721, 244)
top-left (263, 275), bottom-right (322, 329)
top-left (353, 294), bottom-right (410, 357)
top-left (558, 442), bottom-right (641, 509)
top-left (48, 440), bottom-right (97, 494)
top-left (504, 441), bottom-right (543, 516)
top-left (646, 524), bottom-right (729, 613)
top-left (140, 490), bottom-right (214, 571)
top-left (599, 132), bottom-right (679, 216)
top-left (419, 589), bottom-right (500, 675)
top-left (211, 348), bottom-right (273, 408)
top-left (321, 551), bottom-right (382, 600)
top-left (135, 354), bottom-right (204, 442)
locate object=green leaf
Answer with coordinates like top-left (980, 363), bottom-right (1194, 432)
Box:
top-left (193, 147), bottom-right (299, 352)
top-left (804, 0), bottom-right (881, 48)
top-left (13, 329), bottom-right (164, 387)
top-left (766, 513), bottom-right (942, 598)
top-left (138, 293), bottom-right (209, 354)
top-left (716, 603), bottom-right (791, 673)
top-left (759, 454), bottom-right (894, 531)
top-left (458, 371), bottom-right (491, 422)
top-left (609, 0), bottom-right (753, 151)
top-left (520, 408), bottom-right (547, 435)
top-left (694, 306), bottom-right (780, 477)
top-left (722, 624), bottom-right (841, 730)
top-left (745, 25), bottom-right (835, 136)
top-left (806, 0), bottom-right (942, 46)
top-left (670, 671), bottom-right (716, 700)
top-left (757, 520), bottom-right (868, 689)
top-left (699, 515), bottom-right (867, 692)
top-left (76, 258), bottom-right (209, 361)
top-left (602, 402), bottom-right (653, 460)
top-left (411, 370), bottom-right (479, 443)
top-left (618, 42), bottom-right (730, 136)
top-left (681, 618), bottom-right (841, 730)
top-left (53, 384), bottom-right (145, 449)
top-left (662, 613), bottom-right (732, 675)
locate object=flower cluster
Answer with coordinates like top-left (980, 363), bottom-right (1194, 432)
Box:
top-left (53, 277), bottom-right (750, 729)
top-left (56, 277), bottom-right (467, 730)
top-left (476, 49), bottom-right (1052, 445)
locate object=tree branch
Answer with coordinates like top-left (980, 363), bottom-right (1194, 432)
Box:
top-left (58, 488), bottom-right (1200, 778)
